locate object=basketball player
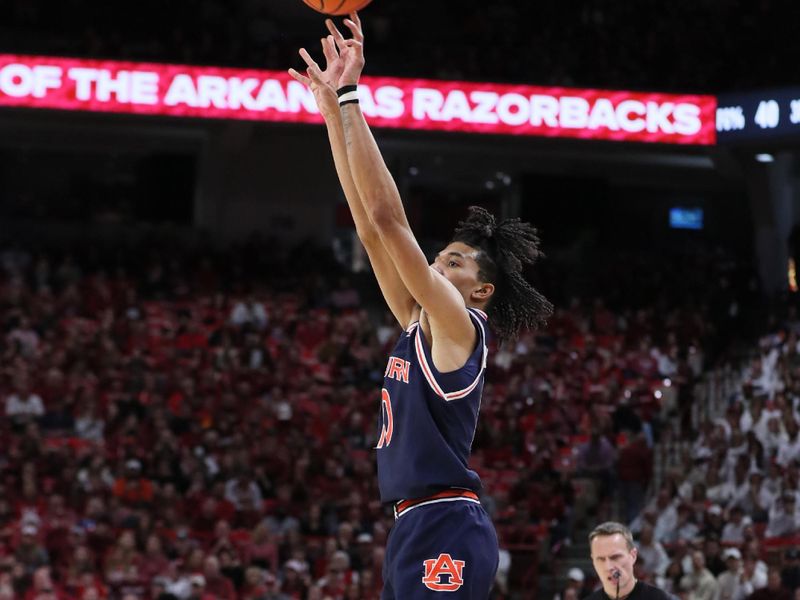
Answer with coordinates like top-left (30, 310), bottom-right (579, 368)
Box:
top-left (289, 14), bottom-right (552, 598)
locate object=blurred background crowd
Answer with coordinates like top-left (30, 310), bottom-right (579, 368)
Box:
top-left (0, 233), bottom-right (795, 599)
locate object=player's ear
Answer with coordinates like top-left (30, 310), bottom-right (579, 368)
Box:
top-left (472, 283), bottom-right (494, 301)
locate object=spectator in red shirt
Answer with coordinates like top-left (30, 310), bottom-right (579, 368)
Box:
top-left (202, 555), bottom-right (236, 600)
top-left (187, 497), bottom-right (216, 533)
top-left (111, 460), bottom-right (154, 507)
top-left (41, 495), bottom-right (76, 568)
top-left (103, 530), bottom-right (142, 588)
top-left (62, 544), bottom-right (97, 593)
top-left (617, 430), bottom-right (653, 523)
top-left (747, 567), bottom-right (791, 600)
top-left (0, 558), bottom-right (15, 600)
top-left (242, 522), bottom-right (278, 572)
top-left (316, 550), bottom-right (352, 599)
top-left (358, 567), bottom-right (382, 600)
top-left (74, 571), bottom-right (109, 600)
top-left (79, 585), bottom-right (108, 599)
top-left (240, 566), bottom-right (270, 599)
top-left (281, 559), bottom-right (311, 599)
top-left (139, 534), bottom-right (170, 582)
top-left (208, 520), bottom-right (240, 558)
top-left (24, 566), bottom-right (65, 600)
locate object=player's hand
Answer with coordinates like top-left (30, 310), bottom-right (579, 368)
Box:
top-left (319, 33), bottom-right (345, 89)
top-left (288, 38), bottom-right (339, 120)
top-left (326, 12), bottom-right (365, 88)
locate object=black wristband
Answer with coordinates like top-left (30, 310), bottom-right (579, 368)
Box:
top-left (336, 84), bottom-right (358, 98)
top-left (339, 98), bottom-right (360, 106)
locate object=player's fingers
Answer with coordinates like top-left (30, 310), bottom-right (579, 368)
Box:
top-left (347, 12), bottom-right (364, 39)
top-left (343, 18), bottom-right (363, 42)
top-left (306, 63), bottom-right (326, 84)
top-left (322, 36), bottom-right (338, 63)
top-left (321, 38), bottom-right (334, 63)
top-left (320, 36), bottom-right (335, 61)
top-left (299, 49), bottom-right (326, 83)
top-left (325, 18), bottom-right (346, 43)
top-left (298, 48), bottom-right (320, 70)
top-left (303, 66), bottom-right (321, 85)
top-left (287, 68), bottom-right (311, 87)
top-left (340, 39), bottom-right (363, 51)
top-left (331, 35), bottom-right (349, 55)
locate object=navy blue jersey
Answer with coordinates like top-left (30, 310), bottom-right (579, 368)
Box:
top-left (376, 307), bottom-right (489, 503)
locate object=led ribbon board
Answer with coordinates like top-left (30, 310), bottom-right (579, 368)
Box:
top-left (0, 54), bottom-right (717, 145)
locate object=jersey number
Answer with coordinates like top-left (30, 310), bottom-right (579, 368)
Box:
top-left (376, 388), bottom-right (394, 448)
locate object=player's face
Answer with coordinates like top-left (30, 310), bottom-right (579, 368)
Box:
top-left (431, 242), bottom-right (486, 302)
top-left (590, 534), bottom-right (637, 596)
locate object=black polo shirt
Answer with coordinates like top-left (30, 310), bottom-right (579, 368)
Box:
top-left (584, 581), bottom-right (673, 600)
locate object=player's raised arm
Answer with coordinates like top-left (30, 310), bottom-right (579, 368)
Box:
top-left (289, 33), bottom-right (417, 328)
top-left (318, 13), bottom-right (475, 345)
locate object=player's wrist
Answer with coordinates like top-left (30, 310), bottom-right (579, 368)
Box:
top-left (337, 84), bottom-right (360, 107)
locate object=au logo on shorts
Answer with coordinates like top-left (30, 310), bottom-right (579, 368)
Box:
top-left (422, 553), bottom-right (466, 591)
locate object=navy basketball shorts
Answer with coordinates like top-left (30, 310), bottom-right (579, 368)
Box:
top-left (382, 495), bottom-right (499, 599)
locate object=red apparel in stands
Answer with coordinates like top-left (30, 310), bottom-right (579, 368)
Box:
top-left (111, 477), bottom-right (154, 505)
top-left (239, 582), bottom-right (269, 599)
top-left (242, 525), bottom-right (278, 572)
top-left (617, 435), bottom-right (653, 483)
top-left (24, 568), bottom-right (67, 600)
top-left (138, 536), bottom-right (170, 582)
top-left (0, 239), bottom-right (745, 598)
top-left (318, 571), bottom-right (352, 599)
top-left (746, 587), bottom-right (790, 600)
top-left (204, 573), bottom-right (237, 599)
top-left (75, 577), bottom-right (109, 600)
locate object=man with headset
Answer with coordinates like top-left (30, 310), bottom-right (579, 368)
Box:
top-left (585, 522), bottom-right (672, 600)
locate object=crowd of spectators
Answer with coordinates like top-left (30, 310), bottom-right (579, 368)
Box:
top-left (0, 233), bottom-right (753, 599)
top-left (1, 0), bottom-right (797, 93)
top-left (620, 308), bottom-right (800, 600)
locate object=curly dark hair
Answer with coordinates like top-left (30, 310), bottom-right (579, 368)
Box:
top-left (451, 206), bottom-right (553, 341)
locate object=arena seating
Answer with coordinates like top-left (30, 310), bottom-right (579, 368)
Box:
top-left (0, 238), bottom-right (774, 599)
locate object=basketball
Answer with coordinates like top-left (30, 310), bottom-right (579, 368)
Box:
top-left (302, 0), bottom-right (372, 16)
